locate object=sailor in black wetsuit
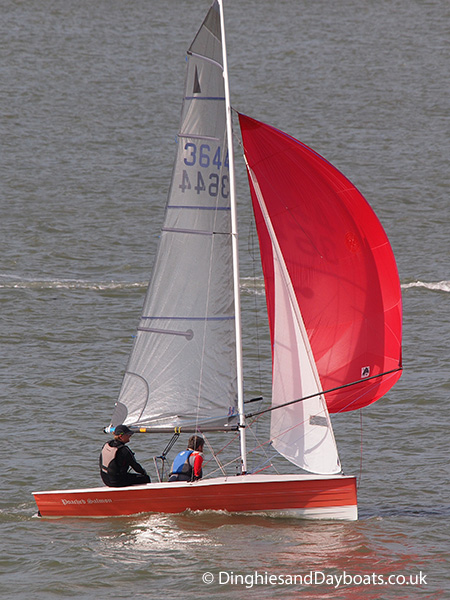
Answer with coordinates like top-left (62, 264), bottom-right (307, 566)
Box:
top-left (100, 424), bottom-right (150, 487)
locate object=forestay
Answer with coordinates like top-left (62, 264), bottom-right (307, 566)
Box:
top-left (110, 1), bottom-right (238, 432)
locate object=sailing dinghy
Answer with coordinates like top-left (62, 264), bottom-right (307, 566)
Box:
top-left (33, 0), bottom-right (402, 520)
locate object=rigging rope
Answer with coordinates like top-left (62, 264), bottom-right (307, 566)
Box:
top-left (202, 432), bottom-right (227, 477)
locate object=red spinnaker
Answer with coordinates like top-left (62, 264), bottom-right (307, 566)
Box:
top-left (239, 114), bottom-right (402, 413)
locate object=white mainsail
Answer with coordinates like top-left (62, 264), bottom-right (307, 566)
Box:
top-left (111, 1), bottom-right (238, 432)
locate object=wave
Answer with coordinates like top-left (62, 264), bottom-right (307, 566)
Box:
top-left (0, 276), bottom-right (148, 291)
top-left (0, 275), bottom-right (266, 294)
top-left (401, 280), bottom-right (450, 293)
top-left (240, 276), bottom-right (266, 296)
top-left (3, 275), bottom-right (448, 294)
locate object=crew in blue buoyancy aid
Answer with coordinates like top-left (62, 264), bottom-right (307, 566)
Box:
top-left (168, 435), bottom-right (204, 482)
top-left (100, 424), bottom-right (151, 487)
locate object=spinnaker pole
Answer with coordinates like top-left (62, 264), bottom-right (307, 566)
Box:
top-left (218, 0), bottom-right (247, 474)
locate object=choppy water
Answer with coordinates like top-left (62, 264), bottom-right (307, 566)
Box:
top-left (1, 0), bottom-right (449, 598)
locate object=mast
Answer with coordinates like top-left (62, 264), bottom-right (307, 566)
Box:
top-left (218, 0), bottom-right (247, 474)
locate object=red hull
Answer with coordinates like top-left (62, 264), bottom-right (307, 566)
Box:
top-left (33, 474), bottom-right (357, 520)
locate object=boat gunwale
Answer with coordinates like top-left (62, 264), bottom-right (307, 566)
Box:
top-left (33, 472), bottom-right (356, 496)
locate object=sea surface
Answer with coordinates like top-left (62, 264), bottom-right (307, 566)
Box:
top-left (1, 0), bottom-right (449, 598)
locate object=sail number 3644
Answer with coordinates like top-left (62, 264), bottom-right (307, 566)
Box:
top-left (180, 143), bottom-right (229, 198)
